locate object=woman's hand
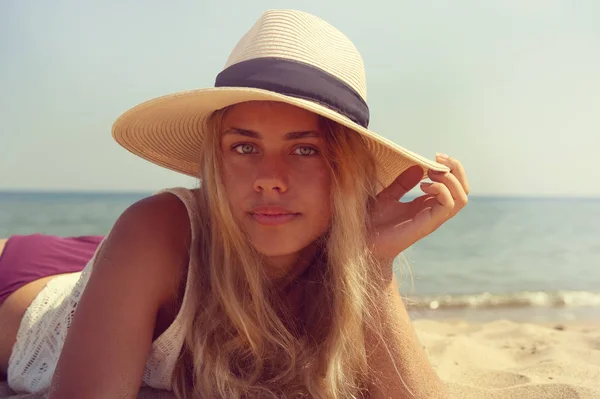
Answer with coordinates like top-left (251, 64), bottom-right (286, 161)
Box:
top-left (368, 154), bottom-right (470, 280)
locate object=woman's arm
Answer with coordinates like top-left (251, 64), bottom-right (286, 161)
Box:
top-left (365, 156), bottom-right (468, 399)
top-left (49, 193), bottom-right (191, 399)
top-left (366, 274), bottom-right (449, 399)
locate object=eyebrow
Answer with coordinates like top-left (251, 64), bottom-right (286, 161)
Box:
top-left (223, 128), bottom-right (321, 140)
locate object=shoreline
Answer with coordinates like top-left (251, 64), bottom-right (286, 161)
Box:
top-left (408, 304), bottom-right (600, 325)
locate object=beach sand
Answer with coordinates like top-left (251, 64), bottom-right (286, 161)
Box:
top-left (415, 319), bottom-right (600, 398)
top-left (1, 319), bottom-right (598, 398)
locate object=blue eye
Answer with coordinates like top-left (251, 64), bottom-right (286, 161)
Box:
top-left (294, 146), bottom-right (318, 156)
top-left (233, 144), bottom-right (257, 154)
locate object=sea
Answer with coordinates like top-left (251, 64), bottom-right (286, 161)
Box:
top-left (1, 191), bottom-right (599, 324)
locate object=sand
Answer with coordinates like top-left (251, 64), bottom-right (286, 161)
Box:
top-left (2, 319), bottom-right (599, 398)
top-left (416, 319), bottom-right (600, 398)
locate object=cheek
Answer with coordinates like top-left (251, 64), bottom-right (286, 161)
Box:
top-left (221, 163), bottom-right (250, 210)
top-left (294, 166), bottom-right (332, 224)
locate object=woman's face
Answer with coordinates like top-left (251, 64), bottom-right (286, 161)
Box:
top-left (220, 101), bottom-right (332, 270)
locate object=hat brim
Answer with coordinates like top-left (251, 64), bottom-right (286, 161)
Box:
top-left (112, 87), bottom-right (450, 192)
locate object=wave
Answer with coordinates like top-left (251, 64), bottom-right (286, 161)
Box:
top-left (405, 290), bottom-right (600, 310)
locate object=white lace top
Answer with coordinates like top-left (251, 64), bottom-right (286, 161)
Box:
top-left (7, 187), bottom-right (198, 394)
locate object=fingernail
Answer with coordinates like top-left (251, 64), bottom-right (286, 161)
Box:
top-left (436, 153), bottom-right (449, 160)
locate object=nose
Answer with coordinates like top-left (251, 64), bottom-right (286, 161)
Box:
top-left (253, 155), bottom-right (289, 194)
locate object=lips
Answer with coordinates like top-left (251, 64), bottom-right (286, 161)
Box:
top-left (249, 206), bottom-right (300, 226)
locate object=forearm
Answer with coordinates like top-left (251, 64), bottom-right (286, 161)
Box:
top-left (365, 275), bottom-right (448, 399)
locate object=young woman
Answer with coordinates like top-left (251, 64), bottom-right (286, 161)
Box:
top-left (0, 10), bottom-right (469, 399)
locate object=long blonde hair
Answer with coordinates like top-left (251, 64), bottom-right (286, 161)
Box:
top-left (172, 103), bottom-right (387, 398)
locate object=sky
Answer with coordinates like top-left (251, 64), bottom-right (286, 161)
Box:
top-left (1, 0), bottom-right (599, 197)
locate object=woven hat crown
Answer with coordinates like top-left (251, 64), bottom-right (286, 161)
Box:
top-left (111, 9), bottom-right (449, 189)
top-left (223, 9), bottom-right (367, 102)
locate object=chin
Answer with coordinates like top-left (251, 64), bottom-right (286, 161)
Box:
top-left (240, 216), bottom-right (329, 260)
top-left (250, 238), bottom-right (306, 258)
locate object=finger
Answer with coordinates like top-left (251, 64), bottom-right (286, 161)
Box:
top-left (409, 193), bottom-right (436, 207)
top-left (435, 153), bottom-right (470, 195)
top-left (419, 181), bottom-right (455, 224)
top-left (377, 165), bottom-right (424, 200)
top-left (428, 170), bottom-right (468, 215)
top-left (420, 196), bottom-right (440, 210)
top-left (401, 194), bottom-right (436, 219)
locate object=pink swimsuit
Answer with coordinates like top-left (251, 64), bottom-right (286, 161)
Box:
top-left (0, 234), bottom-right (103, 305)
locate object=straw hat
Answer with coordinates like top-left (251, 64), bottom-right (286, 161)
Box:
top-left (112, 9), bottom-right (449, 191)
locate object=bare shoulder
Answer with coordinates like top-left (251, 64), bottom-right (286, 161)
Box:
top-left (115, 191), bottom-right (191, 241)
top-left (100, 191), bottom-right (193, 303)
